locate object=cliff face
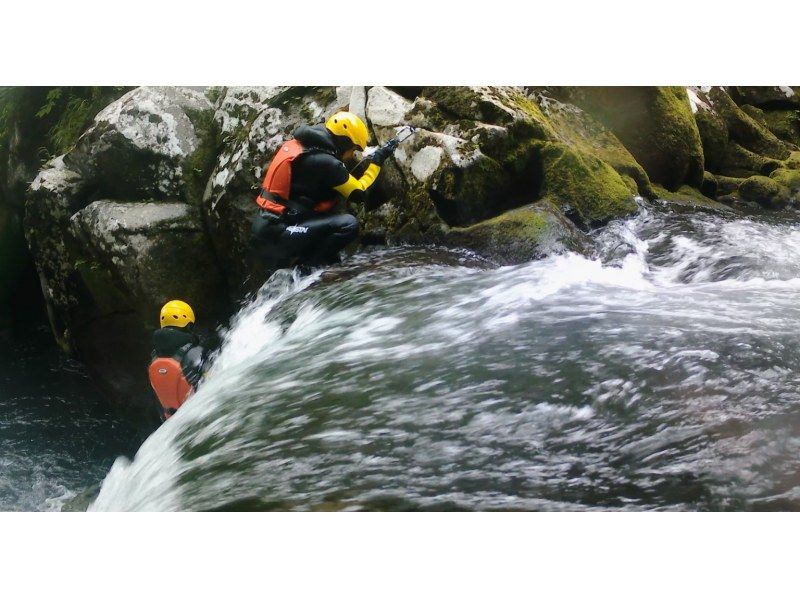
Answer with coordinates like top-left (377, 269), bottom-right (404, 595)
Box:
top-left (5, 85), bottom-right (800, 411)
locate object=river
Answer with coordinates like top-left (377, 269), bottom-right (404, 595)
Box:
top-left (79, 201), bottom-right (800, 511)
top-left (0, 325), bottom-right (140, 511)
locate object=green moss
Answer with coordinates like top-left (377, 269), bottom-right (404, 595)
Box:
top-left (738, 175), bottom-right (790, 209)
top-left (538, 142), bottom-right (637, 224)
top-left (559, 87), bottom-right (704, 190)
top-left (701, 171), bottom-right (718, 198)
top-left (786, 151), bottom-right (800, 169)
top-left (740, 105), bottom-right (769, 128)
top-left (762, 109), bottom-right (800, 146)
top-left (536, 93), bottom-right (652, 197)
top-left (620, 174), bottom-right (639, 195)
top-left (769, 168), bottom-right (800, 191)
top-left (715, 174), bottom-right (748, 195)
top-left (706, 87), bottom-right (790, 161)
top-left (719, 142), bottom-right (782, 177)
top-left (183, 107), bottom-right (221, 205)
top-left (694, 104), bottom-right (729, 173)
top-left (443, 200), bottom-right (587, 264)
top-left (651, 183), bottom-right (731, 212)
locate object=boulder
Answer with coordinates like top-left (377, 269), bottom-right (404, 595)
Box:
top-left (554, 87), bottom-right (704, 191)
top-left (69, 200), bottom-right (225, 319)
top-left (443, 200), bottom-right (591, 265)
top-left (730, 87), bottom-right (800, 109)
top-left (63, 87), bottom-right (215, 202)
top-left (761, 109), bottom-right (800, 146)
top-left (738, 175), bottom-right (790, 209)
top-left (532, 90), bottom-right (653, 197)
top-left (364, 86), bottom-right (639, 246)
top-left (719, 142), bottom-right (782, 178)
top-left (704, 88), bottom-right (789, 161)
top-left (537, 142), bottom-right (638, 225)
top-left (652, 183), bottom-right (732, 212)
top-left (769, 168), bottom-right (800, 194)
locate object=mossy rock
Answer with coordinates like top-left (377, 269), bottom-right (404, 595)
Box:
top-left (556, 86), bottom-right (704, 191)
top-left (443, 200), bottom-right (590, 265)
top-left (730, 87), bottom-right (800, 109)
top-left (738, 175), bottom-right (790, 209)
top-left (739, 105), bottom-right (769, 129)
top-left (706, 88), bottom-right (790, 161)
top-left (769, 168), bottom-right (800, 192)
top-left (761, 109), bottom-right (800, 146)
top-left (701, 171), bottom-right (718, 198)
top-left (422, 86), bottom-right (512, 125)
top-left (715, 174), bottom-right (747, 196)
top-left (651, 183), bottom-right (732, 212)
top-left (427, 152), bottom-right (515, 227)
top-left (693, 102), bottom-right (729, 173)
top-left (534, 91), bottom-right (653, 197)
top-left (786, 151), bottom-right (800, 169)
top-left (718, 142), bottom-right (782, 178)
top-left (538, 142), bottom-right (638, 225)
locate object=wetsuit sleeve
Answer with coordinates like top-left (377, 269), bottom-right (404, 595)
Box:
top-left (181, 345), bottom-right (206, 389)
top-left (333, 163), bottom-right (381, 201)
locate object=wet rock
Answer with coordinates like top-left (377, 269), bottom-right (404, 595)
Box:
top-left (769, 168), bottom-right (800, 195)
top-left (738, 175), bottom-right (790, 209)
top-left (555, 87), bottom-right (704, 191)
top-left (537, 142), bottom-right (638, 225)
top-left (443, 200), bottom-right (591, 265)
top-left (69, 200), bottom-right (225, 319)
top-left (704, 88), bottom-right (789, 161)
top-left (761, 109), bottom-right (800, 146)
top-left (652, 183), bottom-right (732, 212)
top-left (729, 87), bottom-right (800, 109)
top-left (63, 87), bottom-right (214, 201)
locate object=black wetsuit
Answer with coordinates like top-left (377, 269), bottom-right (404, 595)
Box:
top-left (251, 124), bottom-right (375, 269)
top-left (151, 326), bottom-right (206, 389)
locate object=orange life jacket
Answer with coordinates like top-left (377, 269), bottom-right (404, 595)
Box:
top-left (148, 357), bottom-right (193, 419)
top-left (255, 139), bottom-right (337, 215)
top-left (256, 139), bottom-right (303, 214)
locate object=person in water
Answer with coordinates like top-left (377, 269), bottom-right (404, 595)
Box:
top-left (251, 111), bottom-right (397, 269)
top-left (147, 299), bottom-right (207, 420)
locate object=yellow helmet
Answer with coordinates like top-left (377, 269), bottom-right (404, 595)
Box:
top-left (325, 111), bottom-right (369, 151)
top-left (159, 300), bottom-right (195, 328)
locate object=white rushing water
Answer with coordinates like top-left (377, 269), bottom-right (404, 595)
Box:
top-left (91, 205), bottom-right (800, 511)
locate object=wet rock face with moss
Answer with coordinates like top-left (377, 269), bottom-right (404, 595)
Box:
top-left (686, 87), bottom-right (800, 205)
top-left (63, 87), bottom-right (214, 201)
top-left (553, 87), bottom-right (704, 191)
top-left (738, 175), bottom-right (790, 209)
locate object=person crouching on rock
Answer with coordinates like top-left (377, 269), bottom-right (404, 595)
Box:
top-left (251, 111), bottom-right (396, 270)
top-left (148, 300), bottom-right (207, 421)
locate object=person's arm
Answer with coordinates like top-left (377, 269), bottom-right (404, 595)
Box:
top-left (181, 345), bottom-right (206, 389)
top-left (332, 162), bottom-right (381, 202)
